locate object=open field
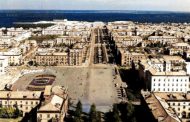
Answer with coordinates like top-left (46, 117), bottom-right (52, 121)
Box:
top-left (12, 66), bottom-right (119, 112)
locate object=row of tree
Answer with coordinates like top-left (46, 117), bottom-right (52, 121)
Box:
top-left (73, 101), bottom-right (102, 122)
top-left (0, 106), bottom-right (22, 118)
top-left (69, 101), bottom-right (136, 122)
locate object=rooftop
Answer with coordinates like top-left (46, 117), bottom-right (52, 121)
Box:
top-left (141, 90), bottom-right (181, 122)
top-left (0, 91), bottom-right (42, 99)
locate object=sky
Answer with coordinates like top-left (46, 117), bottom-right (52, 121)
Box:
top-left (0, 0), bottom-right (190, 12)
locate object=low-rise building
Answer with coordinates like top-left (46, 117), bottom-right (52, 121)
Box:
top-left (35, 52), bottom-right (68, 66)
top-left (121, 49), bottom-right (145, 66)
top-left (148, 36), bottom-right (178, 45)
top-left (37, 86), bottom-right (68, 122)
top-left (154, 92), bottom-right (190, 121)
top-left (0, 48), bottom-right (22, 65)
top-left (0, 56), bottom-right (8, 74)
top-left (141, 90), bottom-right (181, 122)
top-left (172, 43), bottom-right (190, 51)
top-left (0, 91), bottom-right (42, 116)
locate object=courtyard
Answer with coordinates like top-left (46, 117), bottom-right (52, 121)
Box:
top-left (12, 65), bottom-right (119, 112)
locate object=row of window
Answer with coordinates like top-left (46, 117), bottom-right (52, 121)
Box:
top-left (153, 88), bottom-right (184, 92)
top-left (39, 114), bottom-right (58, 119)
top-left (153, 78), bottom-right (188, 82)
top-left (153, 83), bottom-right (187, 87)
top-left (1, 100), bottom-right (38, 105)
top-left (169, 102), bottom-right (190, 106)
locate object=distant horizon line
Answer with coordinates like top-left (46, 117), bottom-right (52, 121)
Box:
top-left (0, 9), bottom-right (189, 13)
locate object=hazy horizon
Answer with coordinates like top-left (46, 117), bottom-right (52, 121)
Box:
top-left (0, 0), bottom-right (190, 12)
top-left (0, 9), bottom-right (189, 14)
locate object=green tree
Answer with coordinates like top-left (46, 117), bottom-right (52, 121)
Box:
top-left (89, 104), bottom-right (97, 122)
top-left (113, 104), bottom-right (121, 122)
top-left (73, 116), bottom-right (83, 122)
top-left (75, 100), bottom-right (82, 117)
top-left (96, 112), bottom-right (102, 122)
top-left (126, 102), bottom-right (135, 117)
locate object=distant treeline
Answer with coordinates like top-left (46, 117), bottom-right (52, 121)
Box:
top-left (14, 23), bottom-right (54, 29)
top-left (29, 35), bottom-right (59, 42)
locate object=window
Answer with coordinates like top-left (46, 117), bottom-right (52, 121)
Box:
top-left (47, 114), bottom-right (50, 118)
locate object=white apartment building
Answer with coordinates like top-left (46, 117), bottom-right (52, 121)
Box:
top-left (56, 36), bottom-right (78, 45)
top-left (136, 29), bottom-right (154, 36)
top-left (148, 36), bottom-right (178, 44)
top-left (0, 36), bottom-right (14, 48)
top-left (149, 71), bottom-right (189, 93)
top-left (0, 48), bottom-right (22, 65)
top-left (185, 50), bottom-right (190, 59)
top-left (121, 36), bottom-right (142, 46)
top-left (139, 57), bottom-right (189, 93)
top-left (13, 31), bottom-right (32, 42)
top-left (172, 43), bottom-right (190, 51)
top-left (6, 27), bottom-right (27, 36)
top-left (42, 24), bottom-right (66, 35)
top-left (169, 48), bottom-right (183, 55)
top-left (0, 56), bottom-right (8, 74)
top-left (0, 29), bottom-right (3, 36)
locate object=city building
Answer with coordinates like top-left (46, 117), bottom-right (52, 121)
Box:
top-left (141, 90), bottom-right (181, 122)
top-left (37, 86), bottom-right (68, 122)
top-left (0, 91), bottom-right (42, 116)
top-left (139, 56), bottom-right (189, 93)
top-left (0, 56), bottom-right (8, 74)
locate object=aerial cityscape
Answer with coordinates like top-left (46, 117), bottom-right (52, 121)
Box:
top-left (1, 0), bottom-right (190, 122)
